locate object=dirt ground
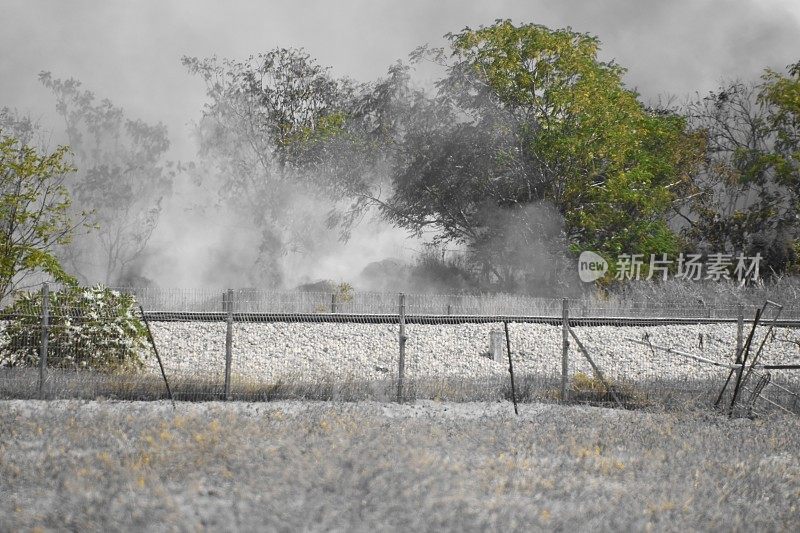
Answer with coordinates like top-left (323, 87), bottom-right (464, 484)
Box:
top-left (1, 399), bottom-right (798, 531)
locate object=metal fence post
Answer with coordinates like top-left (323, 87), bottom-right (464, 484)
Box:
top-left (561, 298), bottom-right (569, 402)
top-left (397, 293), bottom-right (406, 403)
top-left (38, 283), bottom-right (49, 400)
top-left (224, 289), bottom-right (233, 400)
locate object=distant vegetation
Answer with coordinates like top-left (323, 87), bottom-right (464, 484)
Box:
top-left (1, 20), bottom-right (798, 294)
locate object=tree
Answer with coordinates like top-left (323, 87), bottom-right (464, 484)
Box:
top-left (680, 61), bottom-right (800, 273)
top-left (289, 60), bottom-right (417, 238)
top-left (0, 128), bottom-right (79, 301)
top-left (39, 73), bottom-right (174, 285)
top-left (183, 49), bottom-right (346, 286)
top-left (385, 21), bottom-right (703, 287)
top-left (182, 49), bottom-right (405, 284)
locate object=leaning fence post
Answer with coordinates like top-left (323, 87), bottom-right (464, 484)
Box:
top-left (715, 304), bottom-right (759, 409)
top-left (397, 293), bottom-right (406, 403)
top-left (138, 305), bottom-right (173, 405)
top-left (224, 289), bottom-right (233, 400)
top-left (503, 321), bottom-right (518, 415)
top-left (38, 283), bottom-right (49, 400)
top-left (561, 298), bottom-right (569, 402)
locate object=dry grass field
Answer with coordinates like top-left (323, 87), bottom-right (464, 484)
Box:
top-left (1, 400), bottom-right (798, 531)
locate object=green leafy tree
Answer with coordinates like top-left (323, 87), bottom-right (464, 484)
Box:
top-left (386, 21), bottom-right (703, 286)
top-left (39, 73), bottom-right (174, 285)
top-left (0, 128), bottom-right (80, 301)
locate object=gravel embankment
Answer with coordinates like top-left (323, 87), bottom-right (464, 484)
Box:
top-left (146, 321), bottom-right (800, 384)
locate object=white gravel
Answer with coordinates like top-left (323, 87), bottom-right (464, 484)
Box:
top-left (146, 321), bottom-right (800, 385)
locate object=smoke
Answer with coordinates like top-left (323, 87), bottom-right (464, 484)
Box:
top-left (349, 202), bottom-right (582, 297)
top-left (2, 1), bottom-right (799, 291)
top-left (468, 202), bottom-right (579, 297)
top-left (2, 2), bottom-right (798, 161)
top-left (135, 160), bottom-right (420, 290)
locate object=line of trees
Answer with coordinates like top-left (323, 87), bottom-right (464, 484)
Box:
top-left (1, 20), bottom-right (798, 295)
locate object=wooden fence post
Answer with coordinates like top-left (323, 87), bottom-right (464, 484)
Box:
top-left (561, 298), bottom-right (569, 402)
top-left (224, 289), bottom-right (233, 400)
top-left (331, 293), bottom-right (337, 313)
top-left (736, 304), bottom-right (744, 359)
top-left (38, 283), bottom-right (49, 400)
top-left (397, 293), bottom-right (406, 403)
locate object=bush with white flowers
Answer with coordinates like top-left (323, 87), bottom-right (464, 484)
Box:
top-left (0, 285), bottom-right (149, 372)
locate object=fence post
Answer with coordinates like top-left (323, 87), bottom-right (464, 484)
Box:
top-left (38, 283), bottom-right (49, 400)
top-left (331, 293), bottom-right (337, 313)
top-left (224, 289), bottom-right (233, 400)
top-left (397, 293), bottom-right (406, 403)
top-left (736, 303), bottom-right (744, 359)
top-left (561, 298), bottom-right (569, 402)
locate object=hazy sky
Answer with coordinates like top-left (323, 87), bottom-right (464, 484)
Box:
top-left (2, 0), bottom-right (799, 161)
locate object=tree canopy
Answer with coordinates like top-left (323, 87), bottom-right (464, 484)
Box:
top-left (39, 73), bottom-right (174, 285)
top-left (382, 21), bottom-right (703, 288)
top-left (0, 128), bottom-right (79, 300)
top-left (681, 61), bottom-right (800, 274)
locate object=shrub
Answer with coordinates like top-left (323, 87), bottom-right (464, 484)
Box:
top-left (570, 371), bottom-right (645, 408)
top-left (0, 285), bottom-right (149, 372)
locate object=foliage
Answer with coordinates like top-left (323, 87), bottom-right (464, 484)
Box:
top-left (681, 62), bottom-right (800, 274)
top-left (0, 129), bottom-right (80, 301)
top-left (570, 371), bottom-right (644, 408)
top-left (182, 49), bottom-right (351, 285)
top-left (0, 285), bottom-right (149, 372)
top-left (39, 73), bottom-right (174, 285)
top-left (407, 245), bottom-right (477, 293)
top-left (385, 20), bottom-right (704, 286)
top-left (182, 50), bottom-right (413, 286)
top-left (335, 282), bottom-right (354, 304)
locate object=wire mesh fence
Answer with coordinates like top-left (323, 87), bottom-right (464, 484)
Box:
top-left (1, 285), bottom-right (798, 413)
top-left (106, 286), bottom-right (800, 319)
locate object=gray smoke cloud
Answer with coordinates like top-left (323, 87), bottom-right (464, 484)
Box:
top-left (2, 0), bottom-right (797, 161)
